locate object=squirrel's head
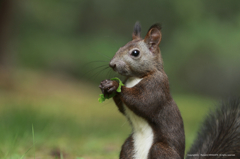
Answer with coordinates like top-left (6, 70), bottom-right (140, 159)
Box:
top-left (109, 22), bottom-right (163, 77)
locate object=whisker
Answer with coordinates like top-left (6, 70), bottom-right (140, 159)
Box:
top-left (110, 71), bottom-right (117, 78)
top-left (107, 69), bottom-right (113, 79)
top-left (89, 66), bottom-right (110, 80)
top-left (93, 65), bottom-right (109, 70)
top-left (82, 65), bottom-right (109, 77)
top-left (96, 52), bottom-right (112, 60)
top-left (81, 60), bottom-right (109, 68)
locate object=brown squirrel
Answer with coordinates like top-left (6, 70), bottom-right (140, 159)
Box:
top-left (99, 22), bottom-right (185, 159)
top-left (99, 22), bottom-right (240, 159)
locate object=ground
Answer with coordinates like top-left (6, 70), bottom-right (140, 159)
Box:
top-left (0, 69), bottom-right (214, 159)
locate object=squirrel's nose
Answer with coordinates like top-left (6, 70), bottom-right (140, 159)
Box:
top-left (109, 63), bottom-right (116, 69)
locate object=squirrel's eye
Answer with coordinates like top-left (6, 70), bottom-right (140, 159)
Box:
top-left (131, 50), bottom-right (140, 57)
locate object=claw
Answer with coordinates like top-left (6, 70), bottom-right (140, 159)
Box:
top-left (99, 79), bottom-right (118, 95)
top-left (108, 86), bottom-right (116, 93)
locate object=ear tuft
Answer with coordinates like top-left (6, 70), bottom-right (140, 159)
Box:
top-left (132, 21), bottom-right (141, 40)
top-left (144, 23), bottom-right (162, 52)
top-left (147, 23), bottom-right (162, 32)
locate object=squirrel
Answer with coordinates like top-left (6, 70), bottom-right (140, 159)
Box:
top-left (99, 22), bottom-right (240, 159)
top-left (99, 22), bottom-right (185, 159)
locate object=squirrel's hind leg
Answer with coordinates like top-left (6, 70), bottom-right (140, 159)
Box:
top-left (119, 135), bottom-right (134, 159)
top-left (148, 142), bottom-right (181, 159)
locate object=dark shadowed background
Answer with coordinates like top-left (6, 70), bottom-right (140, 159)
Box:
top-left (0, 0), bottom-right (240, 158)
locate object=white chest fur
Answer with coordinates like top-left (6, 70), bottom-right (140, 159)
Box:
top-left (124, 77), bottom-right (154, 159)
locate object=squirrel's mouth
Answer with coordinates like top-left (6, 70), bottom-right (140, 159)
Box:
top-left (116, 69), bottom-right (130, 77)
top-left (109, 61), bottom-right (131, 77)
top-left (110, 66), bottom-right (128, 77)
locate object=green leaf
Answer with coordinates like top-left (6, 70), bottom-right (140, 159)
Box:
top-left (98, 93), bottom-right (116, 103)
top-left (98, 94), bottom-right (106, 103)
top-left (98, 77), bottom-right (124, 103)
top-left (110, 77), bottom-right (124, 92)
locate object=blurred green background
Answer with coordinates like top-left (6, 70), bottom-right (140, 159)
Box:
top-left (0, 0), bottom-right (240, 158)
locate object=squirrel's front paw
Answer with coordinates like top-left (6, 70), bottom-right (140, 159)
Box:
top-left (99, 79), bottom-right (119, 96)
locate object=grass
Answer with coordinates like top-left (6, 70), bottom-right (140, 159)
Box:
top-left (32, 124), bottom-right (35, 159)
top-left (0, 69), bottom-right (215, 158)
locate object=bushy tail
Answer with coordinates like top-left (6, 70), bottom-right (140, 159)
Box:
top-left (186, 97), bottom-right (240, 159)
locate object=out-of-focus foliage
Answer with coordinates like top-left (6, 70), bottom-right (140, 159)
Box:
top-left (1, 1), bottom-right (239, 158)
top-left (12, 0), bottom-right (240, 96)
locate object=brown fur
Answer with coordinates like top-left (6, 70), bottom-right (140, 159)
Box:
top-left (99, 23), bottom-right (185, 159)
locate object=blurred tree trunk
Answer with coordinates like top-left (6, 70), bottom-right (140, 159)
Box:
top-left (0, 0), bottom-right (14, 88)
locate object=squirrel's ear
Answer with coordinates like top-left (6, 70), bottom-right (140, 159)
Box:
top-left (144, 24), bottom-right (162, 52)
top-left (132, 22), bottom-right (141, 40)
